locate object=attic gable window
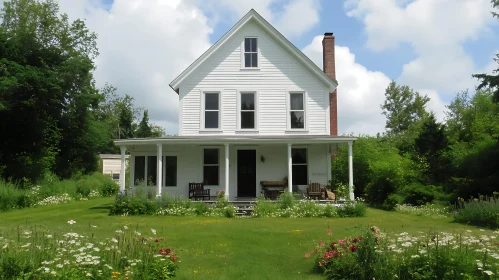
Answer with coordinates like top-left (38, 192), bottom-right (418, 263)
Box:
top-left (244, 37), bottom-right (258, 68)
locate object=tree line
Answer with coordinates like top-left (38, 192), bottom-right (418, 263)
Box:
top-left (0, 0), bottom-right (164, 184)
top-left (331, 0), bottom-right (499, 206)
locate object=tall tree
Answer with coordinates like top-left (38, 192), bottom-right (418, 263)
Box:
top-left (381, 81), bottom-right (430, 134)
top-left (415, 113), bottom-right (449, 184)
top-left (0, 0), bottom-right (99, 181)
top-left (135, 110), bottom-right (153, 138)
top-left (473, 0), bottom-right (499, 103)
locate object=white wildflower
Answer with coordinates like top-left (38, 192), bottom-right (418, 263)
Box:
top-left (67, 220), bottom-right (76, 225)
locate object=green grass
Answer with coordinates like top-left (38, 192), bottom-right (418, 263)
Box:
top-left (0, 198), bottom-right (495, 280)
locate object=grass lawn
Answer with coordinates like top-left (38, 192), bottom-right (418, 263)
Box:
top-left (0, 198), bottom-right (493, 280)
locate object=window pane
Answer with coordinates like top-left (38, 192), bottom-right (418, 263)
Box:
top-left (204, 149), bottom-right (219, 164)
top-left (241, 111), bottom-right (255, 129)
top-left (290, 111), bottom-right (304, 129)
top-left (250, 38), bottom-right (257, 52)
top-left (292, 148), bottom-right (307, 164)
top-left (245, 38), bottom-right (250, 52)
top-left (292, 165), bottom-right (308, 185)
top-left (165, 156), bottom-right (177, 187)
top-left (241, 93), bottom-right (254, 110)
top-left (244, 53), bottom-right (252, 67)
top-left (251, 53), bottom-right (258, 67)
top-left (290, 93), bottom-right (303, 110)
top-left (147, 156), bottom-right (157, 186)
top-left (112, 173), bottom-right (120, 180)
top-left (203, 166), bottom-right (219, 185)
top-left (205, 111), bottom-right (219, 129)
top-left (134, 156), bottom-right (145, 185)
top-left (205, 93), bottom-right (219, 110)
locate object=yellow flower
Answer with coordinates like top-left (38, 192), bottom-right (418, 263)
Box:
top-left (194, 270), bottom-right (198, 274)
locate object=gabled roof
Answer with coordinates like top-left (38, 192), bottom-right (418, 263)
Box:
top-left (169, 9), bottom-right (338, 93)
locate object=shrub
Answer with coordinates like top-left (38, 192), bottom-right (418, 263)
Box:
top-left (382, 193), bottom-right (403, 210)
top-left (109, 190), bottom-right (159, 216)
top-left (277, 192), bottom-right (296, 209)
top-left (337, 202), bottom-right (366, 217)
top-left (307, 226), bottom-right (499, 280)
top-left (454, 194), bottom-right (499, 229)
top-left (192, 201), bottom-right (210, 215)
top-left (252, 196), bottom-right (278, 217)
top-left (399, 183), bottom-right (448, 206)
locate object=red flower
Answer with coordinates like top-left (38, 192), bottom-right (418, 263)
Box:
top-left (155, 238), bottom-right (159, 243)
top-left (159, 248), bottom-right (171, 255)
top-left (352, 238), bottom-right (359, 243)
top-left (305, 253), bottom-right (311, 258)
top-left (350, 245), bottom-right (357, 252)
top-left (320, 241), bottom-right (325, 247)
top-left (170, 254), bottom-right (177, 262)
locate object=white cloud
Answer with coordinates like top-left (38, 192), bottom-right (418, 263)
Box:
top-left (194, 0), bottom-right (320, 38)
top-left (57, 0), bottom-right (214, 134)
top-left (344, 0), bottom-right (496, 93)
top-left (303, 36), bottom-right (391, 135)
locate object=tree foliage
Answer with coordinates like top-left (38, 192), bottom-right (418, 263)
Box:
top-left (0, 0), bottom-right (165, 183)
top-left (381, 81), bottom-right (430, 134)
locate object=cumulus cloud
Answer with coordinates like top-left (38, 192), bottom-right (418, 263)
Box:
top-left (302, 36), bottom-right (391, 135)
top-left (344, 0), bottom-right (495, 94)
top-left (194, 0), bottom-right (320, 38)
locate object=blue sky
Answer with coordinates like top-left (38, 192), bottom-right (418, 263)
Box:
top-left (54, 0), bottom-right (499, 135)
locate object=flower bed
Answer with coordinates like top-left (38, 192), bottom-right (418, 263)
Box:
top-left (0, 221), bottom-right (178, 279)
top-left (307, 226), bottom-right (499, 279)
top-left (395, 203), bottom-right (451, 219)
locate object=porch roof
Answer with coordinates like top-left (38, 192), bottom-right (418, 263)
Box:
top-left (114, 135), bottom-right (357, 146)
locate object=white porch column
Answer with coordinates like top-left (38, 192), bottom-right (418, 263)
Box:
top-left (287, 143), bottom-right (292, 193)
top-left (120, 146), bottom-right (126, 192)
top-left (157, 144), bottom-right (162, 197)
top-left (348, 141), bottom-right (354, 201)
top-left (224, 144), bottom-right (230, 199)
top-left (129, 155), bottom-right (135, 189)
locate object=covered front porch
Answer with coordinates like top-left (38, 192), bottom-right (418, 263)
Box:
top-left (114, 135), bottom-right (356, 201)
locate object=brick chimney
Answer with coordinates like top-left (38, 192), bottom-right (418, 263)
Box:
top-left (322, 32), bottom-right (338, 136)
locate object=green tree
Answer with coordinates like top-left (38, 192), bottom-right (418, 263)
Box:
top-left (473, 0), bottom-right (499, 103)
top-left (381, 81), bottom-right (430, 134)
top-left (0, 0), bottom-right (99, 181)
top-left (414, 113), bottom-right (449, 184)
top-left (135, 110), bottom-right (153, 138)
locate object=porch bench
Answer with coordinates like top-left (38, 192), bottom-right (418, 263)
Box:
top-left (307, 182), bottom-right (326, 200)
top-left (260, 181), bottom-right (287, 200)
top-left (189, 182), bottom-right (211, 201)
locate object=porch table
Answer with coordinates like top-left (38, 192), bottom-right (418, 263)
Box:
top-left (260, 181), bottom-right (287, 200)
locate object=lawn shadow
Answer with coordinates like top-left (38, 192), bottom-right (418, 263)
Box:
top-left (89, 204), bottom-right (113, 211)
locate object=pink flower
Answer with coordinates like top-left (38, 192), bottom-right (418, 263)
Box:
top-left (339, 239), bottom-right (345, 244)
top-left (320, 241), bottom-right (325, 247)
top-left (305, 253), bottom-right (311, 258)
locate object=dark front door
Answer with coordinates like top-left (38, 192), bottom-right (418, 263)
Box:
top-left (237, 150), bottom-right (256, 197)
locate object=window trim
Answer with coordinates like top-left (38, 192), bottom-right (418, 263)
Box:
top-left (241, 36), bottom-right (260, 69)
top-left (203, 148), bottom-right (220, 186)
top-left (237, 90), bottom-right (258, 130)
top-left (200, 90), bottom-right (222, 130)
top-left (291, 147), bottom-right (308, 186)
top-left (286, 91), bottom-right (308, 130)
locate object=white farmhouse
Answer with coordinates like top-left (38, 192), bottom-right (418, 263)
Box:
top-left (114, 9), bottom-right (355, 200)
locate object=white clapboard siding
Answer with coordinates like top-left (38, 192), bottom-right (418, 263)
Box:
top-left (102, 158), bottom-right (121, 175)
top-left (178, 19), bottom-right (329, 136)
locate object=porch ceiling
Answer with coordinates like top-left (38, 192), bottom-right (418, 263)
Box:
top-left (114, 135), bottom-right (357, 146)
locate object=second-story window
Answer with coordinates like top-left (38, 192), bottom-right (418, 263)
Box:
top-left (204, 93), bottom-right (219, 129)
top-left (244, 37), bottom-right (258, 68)
top-left (240, 93), bottom-right (255, 129)
top-left (290, 92), bottom-right (305, 129)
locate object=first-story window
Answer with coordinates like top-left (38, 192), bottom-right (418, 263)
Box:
top-left (240, 92), bottom-right (255, 129)
top-left (290, 92), bottom-right (305, 129)
top-left (292, 148), bottom-right (307, 185)
top-left (112, 173), bottom-right (120, 181)
top-left (147, 156), bottom-right (157, 186)
top-left (164, 156), bottom-right (177, 187)
top-left (134, 156), bottom-right (145, 185)
top-left (204, 93), bottom-right (219, 129)
top-left (203, 149), bottom-right (219, 185)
